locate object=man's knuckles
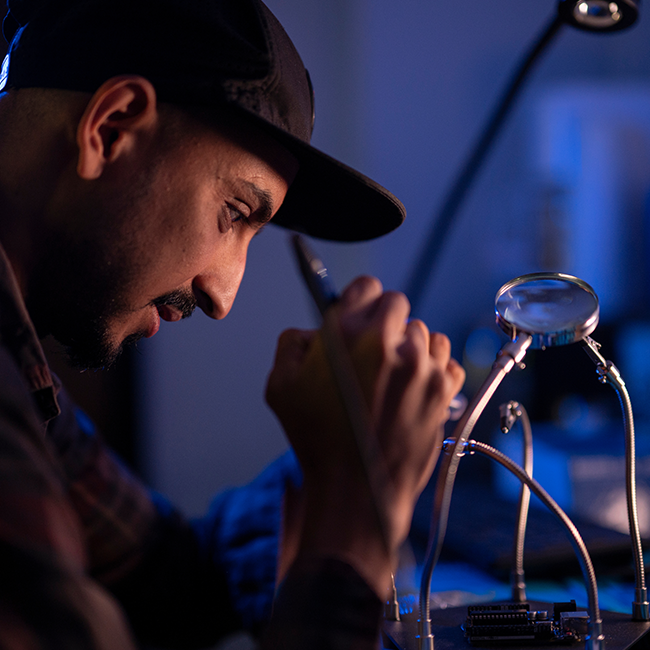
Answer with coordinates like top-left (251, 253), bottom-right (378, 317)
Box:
top-left (447, 357), bottom-right (466, 392)
top-left (428, 331), bottom-right (452, 360)
top-left (340, 275), bottom-right (383, 309)
top-left (369, 291), bottom-right (411, 326)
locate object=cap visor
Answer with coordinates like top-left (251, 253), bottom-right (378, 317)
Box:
top-left (231, 105), bottom-right (406, 242)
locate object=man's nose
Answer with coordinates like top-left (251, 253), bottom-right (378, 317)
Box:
top-left (192, 247), bottom-right (248, 320)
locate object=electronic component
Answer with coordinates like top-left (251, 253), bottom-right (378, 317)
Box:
top-left (464, 601), bottom-right (589, 644)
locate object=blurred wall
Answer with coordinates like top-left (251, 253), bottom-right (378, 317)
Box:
top-left (139, 0), bottom-right (650, 515)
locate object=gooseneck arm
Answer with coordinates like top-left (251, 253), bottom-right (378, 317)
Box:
top-left (417, 336), bottom-right (532, 650)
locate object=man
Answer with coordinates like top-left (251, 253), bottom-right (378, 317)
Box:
top-left (0, 0), bottom-right (464, 648)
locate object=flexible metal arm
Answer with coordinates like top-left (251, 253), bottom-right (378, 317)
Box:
top-left (581, 337), bottom-right (649, 621)
top-left (500, 401), bottom-right (533, 603)
top-left (444, 438), bottom-right (604, 650)
top-left (417, 336), bottom-right (532, 650)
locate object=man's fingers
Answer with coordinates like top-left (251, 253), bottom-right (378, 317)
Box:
top-left (420, 332), bottom-right (465, 414)
top-left (429, 331), bottom-right (452, 364)
top-left (269, 329), bottom-right (315, 383)
top-left (427, 332), bottom-right (464, 397)
top-left (367, 291), bottom-right (412, 340)
top-left (447, 356), bottom-right (466, 394)
top-left (428, 356), bottom-right (466, 413)
top-left (397, 319), bottom-right (430, 362)
top-left (275, 327), bottom-right (314, 356)
top-left (339, 276), bottom-right (383, 313)
top-left (338, 280), bottom-right (411, 350)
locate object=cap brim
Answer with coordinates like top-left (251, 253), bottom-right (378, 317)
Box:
top-left (231, 105), bottom-right (406, 242)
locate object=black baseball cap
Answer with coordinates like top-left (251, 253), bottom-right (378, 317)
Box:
top-left (2, 0), bottom-right (405, 242)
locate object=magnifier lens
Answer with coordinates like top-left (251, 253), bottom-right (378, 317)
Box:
top-left (495, 274), bottom-right (599, 348)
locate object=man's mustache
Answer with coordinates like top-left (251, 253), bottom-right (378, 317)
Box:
top-left (152, 289), bottom-right (197, 319)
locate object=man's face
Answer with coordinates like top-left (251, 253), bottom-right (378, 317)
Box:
top-left (27, 109), bottom-right (298, 369)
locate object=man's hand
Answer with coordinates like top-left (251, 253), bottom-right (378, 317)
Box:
top-left (266, 276), bottom-right (465, 596)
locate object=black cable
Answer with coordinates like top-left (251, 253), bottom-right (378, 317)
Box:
top-left (404, 14), bottom-right (564, 314)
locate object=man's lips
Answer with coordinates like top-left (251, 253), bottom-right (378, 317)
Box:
top-left (144, 304), bottom-right (186, 339)
top-left (156, 304), bottom-right (183, 322)
top-left (145, 307), bottom-right (160, 338)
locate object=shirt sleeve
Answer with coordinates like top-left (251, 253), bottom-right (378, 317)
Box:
top-left (0, 348), bottom-right (138, 650)
top-left (46, 386), bottom-right (384, 649)
top-left (193, 449), bottom-right (303, 633)
top-left (47, 387), bottom-right (303, 646)
top-left (262, 557), bottom-right (383, 650)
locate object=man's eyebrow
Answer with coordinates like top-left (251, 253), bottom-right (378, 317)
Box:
top-left (243, 181), bottom-right (274, 226)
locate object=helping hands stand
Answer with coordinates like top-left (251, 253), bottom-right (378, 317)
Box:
top-left (413, 273), bottom-right (648, 650)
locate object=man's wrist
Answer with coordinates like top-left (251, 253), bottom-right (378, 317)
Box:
top-left (297, 482), bottom-right (400, 598)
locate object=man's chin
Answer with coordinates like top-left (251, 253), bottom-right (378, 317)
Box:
top-left (62, 331), bottom-right (144, 371)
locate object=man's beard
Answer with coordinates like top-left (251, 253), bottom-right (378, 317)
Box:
top-left (26, 234), bottom-right (197, 370)
top-left (62, 288), bottom-right (196, 369)
top-left (31, 286), bottom-right (197, 371)
top-left (63, 316), bottom-right (138, 371)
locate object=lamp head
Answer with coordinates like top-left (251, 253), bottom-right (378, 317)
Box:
top-left (558, 0), bottom-right (639, 32)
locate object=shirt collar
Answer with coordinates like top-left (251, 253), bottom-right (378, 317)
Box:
top-left (0, 243), bottom-right (60, 423)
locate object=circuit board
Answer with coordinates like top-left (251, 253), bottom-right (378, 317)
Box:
top-left (383, 601), bottom-right (650, 650)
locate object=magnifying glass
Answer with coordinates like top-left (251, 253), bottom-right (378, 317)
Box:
top-left (495, 272), bottom-right (600, 348)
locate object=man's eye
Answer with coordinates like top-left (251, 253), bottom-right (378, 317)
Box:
top-left (228, 205), bottom-right (246, 223)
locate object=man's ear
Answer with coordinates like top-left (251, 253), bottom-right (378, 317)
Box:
top-left (76, 75), bottom-right (158, 180)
